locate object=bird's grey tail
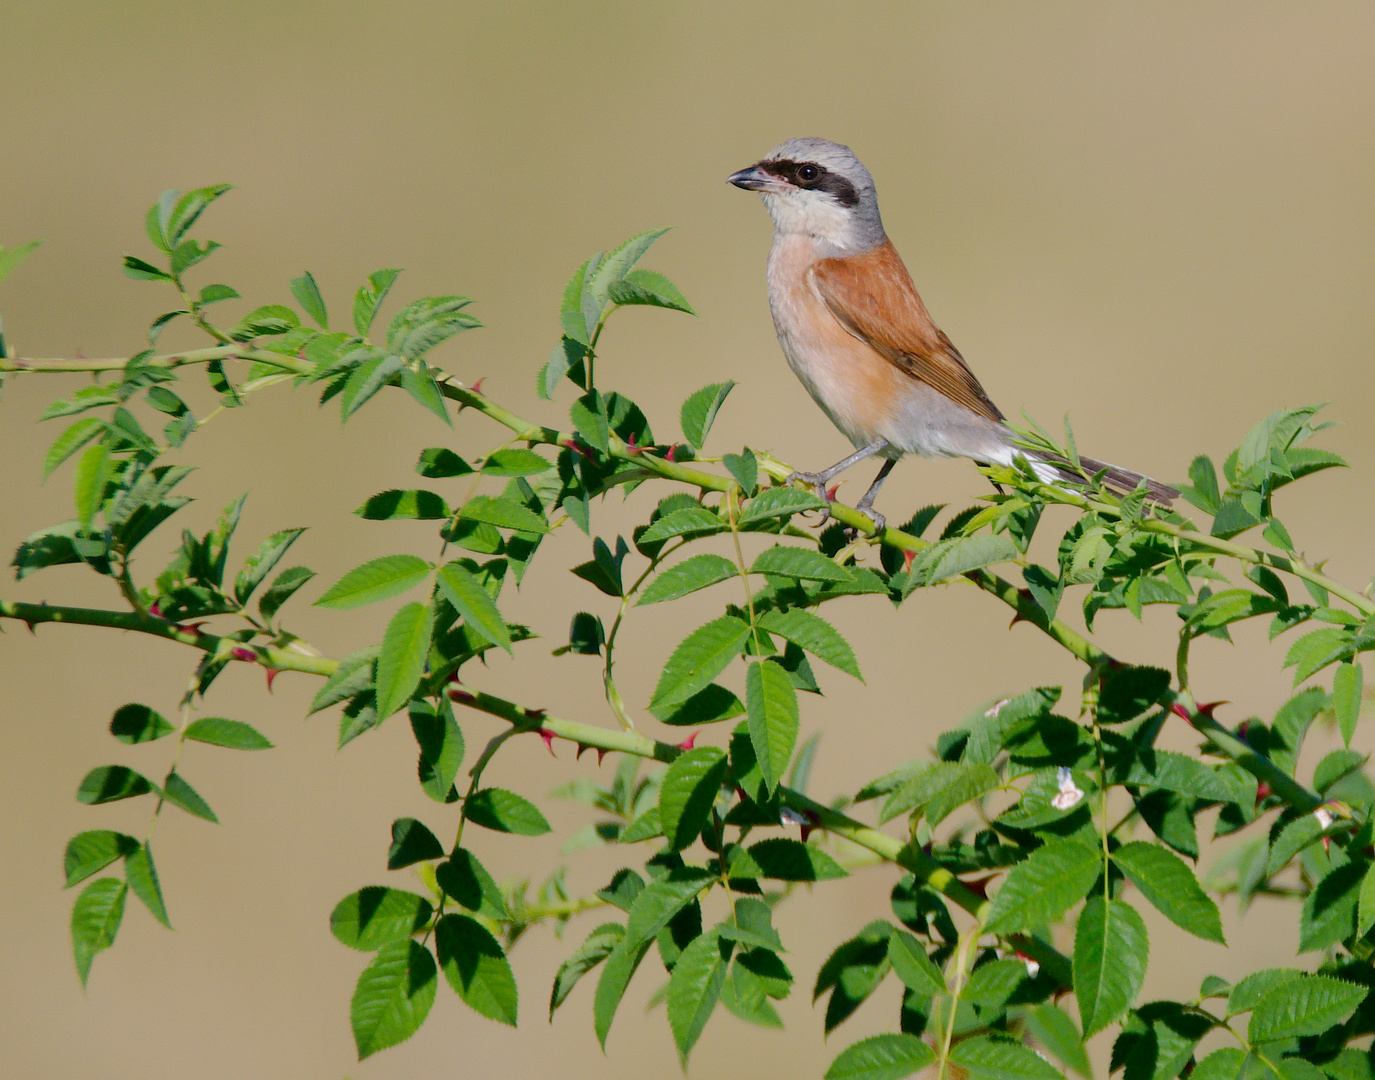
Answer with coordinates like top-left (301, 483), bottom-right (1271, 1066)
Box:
top-left (1030, 452), bottom-right (1179, 507)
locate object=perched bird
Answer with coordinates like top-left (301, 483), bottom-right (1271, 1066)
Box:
top-left (728, 137), bottom-right (1176, 531)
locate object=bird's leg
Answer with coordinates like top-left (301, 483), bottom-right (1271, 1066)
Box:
top-left (853, 458), bottom-right (896, 534)
top-left (787, 439), bottom-right (889, 527)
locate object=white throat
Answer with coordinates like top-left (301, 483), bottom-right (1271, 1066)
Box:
top-left (760, 189), bottom-right (877, 258)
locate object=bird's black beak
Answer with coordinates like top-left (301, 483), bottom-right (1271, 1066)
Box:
top-left (727, 163), bottom-right (779, 192)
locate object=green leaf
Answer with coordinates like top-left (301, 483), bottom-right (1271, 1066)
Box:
top-left (73, 442), bottom-right (112, 528)
top-left (43, 418), bottom-right (106, 479)
top-left (589, 228), bottom-right (670, 303)
top-left (125, 843), bottom-right (170, 928)
top-left (160, 184), bottom-right (231, 247)
top-left (290, 271), bottom-right (328, 329)
top-left (183, 717), bottom-right (273, 750)
top-left (340, 353), bottom-right (405, 419)
top-left (63, 830), bottom-right (139, 888)
top-left (814, 921), bottom-right (893, 1032)
top-left (740, 486), bottom-right (831, 524)
top-left (436, 850), bottom-right (509, 920)
top-left (725, 450), bottom-right (759, 496)
top-left (730, 838), bottom-right (847, 881)
top-left (887, 931), bottom-right (946, 996)
top-left (353, 268), bottom-right (401, 336)
top-left (655, 684), bottom-right (745, 727)
top-left (639, 505), bottom-right (726, 544)
top-left (257, 566), bottom-right (315, 621)
top-left (667, 928), bottom-right (729, 1064)
top-left (399, 366), bottom-right (451, 425)
top-left (1190, 1049), bottom-right (1246, 1080)
top-left (458, 494), bottom-right (550, 534)
top-left (951, 1035), bottom-right (1065, 1080)
top-left (354, 490), bottom-right (450, 521)
top-left (1359, 862), bottom-right (1375, 939)
top-left (638, 553), bottom-right (739, 605)
top-left (1299, 861), bottom-right (1363, 952)
top-left (1021, 1003), bottom-right (1092, 1079)
top-left (386, 296), bottom-right (480, 359)
top-left (374, 602), bottom-right (432, 719)
top-left (1286, 627), bottom-right (1354, 684)
top-left (351, 939), bottom-right (437, 1059)
top-left (198, 283), bottom-right (238, 305)
top-left (108, 703), bottom-right (174, 744)
top-left (436, 560), bottom-right (512, 653)
top-left (986, 841), bottom-right (1101, 935)
top-left (416, 447), bottom-right (473, 478)
top-left (1098, 666), bottom-right (1172, 724)
top-left (1073, 897), bottom-right (1148, 1037)
top-left (1113, 841), bottom-right (1225, 943)
top-left (162, 772), bottom-right (218, 822)
top-left (76, 766), bottom-right (154, 805)
top-left (123, 254), bottom-right (174, 282)
top-left (922, 762), bottom-right (998, 826)
top-left (464, 788), bottom-right (551, 835)
top-left (0, 239), bottom-right (41, 285)
top-left (608, 268), bottom-right (696, 315)
top-left (1248, 975), bottom-right (1367, 1043)
top-left (746, 659), bottom-right (799, 794)
top-left (659, 747), bottom-right (729, 851)
top-left (751, 545), bottom-right (852, 582)
top-left (648, 615), bottom-right (752, 713)
top-left (757, 608), bottom-right (862, 680)
top-left (233, 527), bottom-right (305, 604)
top-left (680, 382), bottom-right (735, 450)
top-left (314, 554), bottom-right (432, 610)
top-left (594, 935), bottom-right (653, 1048)
top-left (1227, 969), bottom-right (1305, 1015)
top-left (480, 448), bottom-right (553, 477)
top-left (331, 887), bottom-right (433, 950)
top-left (71, 877), bottom-right (126, 987)
top-left (552, 923), bottom-right (626, 1018)
top-left (825, 1034), bottom-right (935, 1080)
top-left (1334, 662), bottom-right (1363, 747)
top-left (411, 699), bottom-right (464, 803)
top-left (387, 817), bottom-right (444, 869)
top-left (914, 534), bottom-right (1019, 583)
top-left (624, 867), bottom-right (715, 954)
top-left (434, 913), bottom-right (518, 1025)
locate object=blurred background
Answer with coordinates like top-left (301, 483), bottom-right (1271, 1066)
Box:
top-left (2, 3), bottom-right (1373, 1077)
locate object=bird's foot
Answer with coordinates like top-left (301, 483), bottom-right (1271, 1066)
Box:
top-left (786, 469), bottom-right (833, 527)
top-left (844, 507), bottom-right (885, 542)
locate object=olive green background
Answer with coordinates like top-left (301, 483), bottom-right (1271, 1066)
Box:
top-left (2, 3), bottom-right (1373, 1077)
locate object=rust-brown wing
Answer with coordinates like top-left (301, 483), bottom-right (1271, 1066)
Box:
top-left (810, 241), bottom-right (1004, 424)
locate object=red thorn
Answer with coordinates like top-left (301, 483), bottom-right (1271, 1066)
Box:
top-left (23, 620), bottom-right (37, 635)
top-left (265, 668), bottom-right (280, 691)
top-left (1255, 781), bottom-right (1272, 806)
top-left (470, 378), bottom-right (485, 396)
top-left (666, 444), bottom-right (678, 463)
top-left (825, 483), bottom-right (841, 502)
top-left (961, 875), bottom-right (996, 900)
top-left (149, 602), bottom-right (163, 618)
top-left (1196, 700), bottom-right (1228, 718)
top-left (229, 646), bottom-right (255, 661)
top-left (676, 731), bottom-right (698, 751)
top-left (799, 824), bottom-right (814, 843)
top-left (903, 549), bottom-right (917, 571)
top-left (624, 433), bottom-right (646, 456)
top-left (539, 729), bottom-right (556, 755)
top-left (1322, 835), bottom-right (1331, 852)
top-left (575, 742), bottom-right (590, 760)
top-left (524, 707), bottom-right (548, 720)
top-left (447, 686), bottom-right (475, 704)
top-left (1237, 719), bottom-right (1251, 741)
top-left (735, 786), bottom-right (748, 801)
top-left (596, 747), bottom-right (608, 766)
top-left (562, 438), bottom-right (596, 462)
top-left (1170, 703), bottom-right (1192, 722)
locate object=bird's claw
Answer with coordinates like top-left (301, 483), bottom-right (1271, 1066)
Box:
top-left (786, 470), bottom-right (833, 526)
top-left (844, 508), bottom-right (885, 542)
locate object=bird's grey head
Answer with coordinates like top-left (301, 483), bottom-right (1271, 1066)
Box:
top-left (727, 137), bottom-right (885, 255)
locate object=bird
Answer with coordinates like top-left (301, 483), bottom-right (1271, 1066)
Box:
top-left (727, 137), bottom-right (1177, 532)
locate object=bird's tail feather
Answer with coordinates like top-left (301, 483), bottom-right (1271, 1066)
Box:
top-left (1029, 452), bottom-right (1178, 507)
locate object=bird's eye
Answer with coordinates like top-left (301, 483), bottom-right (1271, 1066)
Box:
top-left (797, 164), bottom-right (821, 183)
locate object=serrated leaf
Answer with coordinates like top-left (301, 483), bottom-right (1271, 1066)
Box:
top-left (1098, 666), bottom-right (1172, 724)
top-left (233, 527), bottom-right (305, 604)
top-left (411, 699), bottom-right (464, 803)
top-left (680, 382), bottom-right (735, 450)
top-left (648, 615), bottom-right (751, 713)
top-left (183, 717), bottom-right (273, 750)
top-left (1286, 627), bottom-right (1354, 684)
top-left (314, 554), bottom-right (432, 609)
top-left (353, 268), bottom-right (401, 336)
top-left (162, 772), bottom-right (218, 822)
top-left (290, 271), bottom-right (328, 328)
top-left (435, 913), bottom-right (518, 1026)
top-left (480, 448), bottom-right (553, 477)
top-left (594, 935), bottom-right (653, 1048)
top-left (1298, 861), bottom-right (1362, 952)
top-left (1334, 662), bottom-right (1363, 747)
top-left (1113, 841), bottom-right (1225, 943)
top-left (624, 867), bottom-right (715, 953)
top-left (757, 608), bottom-right (862, 680)
top-left (464, 788), bottom-right (550, 835)
top-left (589, 228), bottom-right (670, 303)
top-left (639, 506), bottom-right (727, 544)
top-left (108, 703), bottom-right (173, 744)
top-left (355, 489), bottom-right (449, 520)
top-left (258, 565), bottom-right (314, 621)
top-left (814, 921), bottom-right (893, 1033)
top-left (0, 239), bottom-right (42, 284)
top-left (340, 353), bottom-right (405, 419)
top-left (638, 553), bottom-right (739, 605)
top-left (887, 931), bottom-right (946, 996)
top-left (71, 877), bottom-right (126, 986)
top-left (63, 830), bottom-right (139, 888)
top-left (351, 939), bottom-right (436, 1059)
top-left (1022, 1003), bottom-right (1092, 1079)
top-left (825, 1033), bottom-right (935, 1080)
top-left (374, 602), bottom-right (432, 719)
top-left (125, 843), bottom-right (170, 928)
top-left (331, 887), bottom-right (433, 950)
top-left (608, 268), bottom-right (696, 315)
top-left (1248, 975), bottom-right (1367, 1042)
top-left (667, 928), bottom-right (729, 1064)
top-left (730, 838), bottom-right (847, 881)
top-left (746, 659), bottom-right (798, 794)
top-left (386, 295), bottom-right (480, 359)
top-left (76, 766), bottom-right (154, 804)
top-left (915, 534), bottom-right (1019, 583)
top-left (1073, 897), bottom-right (1148, 1037)
top-left (436, 560), bottom-right (512, 653)
top-left (739, 486), bottom-right (829, 524)
top-left (436, 850), bottom-right (509, 920)
top-left (751, 545), bottom-right (852, 583)
top-left (387, 817), bottom-right (444, 869)
top-left (1190, 1049), bottom-right (1246, 1080)
top-left (73, 442), bottom-right (112, 528)
top-left (43, 418), bottom-right (106, 479)
top-left (1359, 863), bottom-right (1375, 939)
top-left (399, 366), bottom-right (451, 425)
top-left (1227, 969), bottom-right (1305, 1016)
top-left (458, 494), bottom-right (549, 534)
top-left (923, 763), bottom-right (999, 827)
top-left (951, 1035), bottom-right (1065, 1080)
top-left (659, 747), bottom-right (728, 851)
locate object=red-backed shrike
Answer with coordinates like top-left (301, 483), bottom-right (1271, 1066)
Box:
top-left (729, 137), bottom-right (1176, 530)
